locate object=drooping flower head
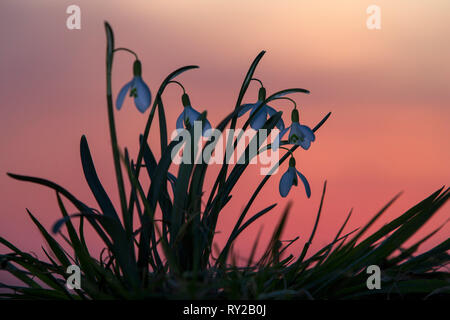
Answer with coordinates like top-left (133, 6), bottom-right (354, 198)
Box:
top-left (239, 87), bottom-right (285, 131)
top-left (276, 108), bottom-right (315, 150)
top-left (116, 60), bottom-right (152, 113)
top-left (279, 157), bottom-right (311, 198)
top-left (176, 93), bottom-right (212, 137)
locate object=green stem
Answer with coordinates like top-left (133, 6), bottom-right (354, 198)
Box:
top-left (279, 146), bottom-right (295, 157)
top-left (167, 80), bottom-right (186, 94)
top-left (271, 96), bottom-right (297, 109)
top-left (114, 47), bottom-right (139, 60)
top-left (250, 78), bottom-right (264, 87)
top-left (105, 25), bottom-right (130, 236)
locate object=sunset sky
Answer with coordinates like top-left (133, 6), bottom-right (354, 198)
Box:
top-left (0, 0), bottom-right (449, 271)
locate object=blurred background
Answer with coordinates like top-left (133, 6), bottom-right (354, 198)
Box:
top-left (0, 0), bottom-right (449, 272)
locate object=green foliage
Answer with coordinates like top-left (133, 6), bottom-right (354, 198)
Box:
top-left (1, 23), bottom-right (448, 300)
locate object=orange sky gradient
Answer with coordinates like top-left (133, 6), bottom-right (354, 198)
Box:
top-left (0, 1), bottom-right (449, 273)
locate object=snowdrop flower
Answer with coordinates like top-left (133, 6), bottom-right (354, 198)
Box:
top-left (116, 60), bottom-right (152, 113)
top-left (279, 157), bottom-right (311, 198)
top-left (238, 87), bottom-right (285, 131)
top-left (176, 93), bottom-right (212, 137)
top-left (276, 109), bottom-right (315, 150)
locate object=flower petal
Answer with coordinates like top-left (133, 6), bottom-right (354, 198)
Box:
top-left (298, 138), bottom-right (311, 150)
top-left (185, 106), bottom-right (201, 122)
top-left (299, 125), bottom-right (315, 142)
top-left (249, 101), bottom-right (264, 117)
top-left (116, 80), bottom-right (132, 110)
top-left (250, 108), bottom-right (268, 130)
top-left (296, 169), bottom-right (311, 198)
top-left (288, 123), bottom-right (311, 149)
top-left (184, 106), bottom-right (212, 137)
top-left (288, 122), bottom-right (302, 142)
top-left (273, 126), bottom-right (289, 151)
top-left (279, 167), bottom-right (296, 197)
top-left (176, 109), bottom-right (186, 130)
top-left (266, 105), bottom-right (285, 131)
top-left (238, 103), bottom-right (255, 117)
top-left (133, 77), bottom-right (152, 113)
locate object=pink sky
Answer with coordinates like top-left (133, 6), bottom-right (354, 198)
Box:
top-left (0, 1), bottom-right (449, 269)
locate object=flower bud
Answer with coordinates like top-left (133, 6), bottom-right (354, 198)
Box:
top-left (182, 93), bottom-right (191, 107)
top-left (258, 87), bottom-right (266, 101)
top-left (133, 60), bottom-right (142, 77)
top-left (289, 157), bottom-right (296, 167)
top-left (291, 109), bottom-right (299, 123)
